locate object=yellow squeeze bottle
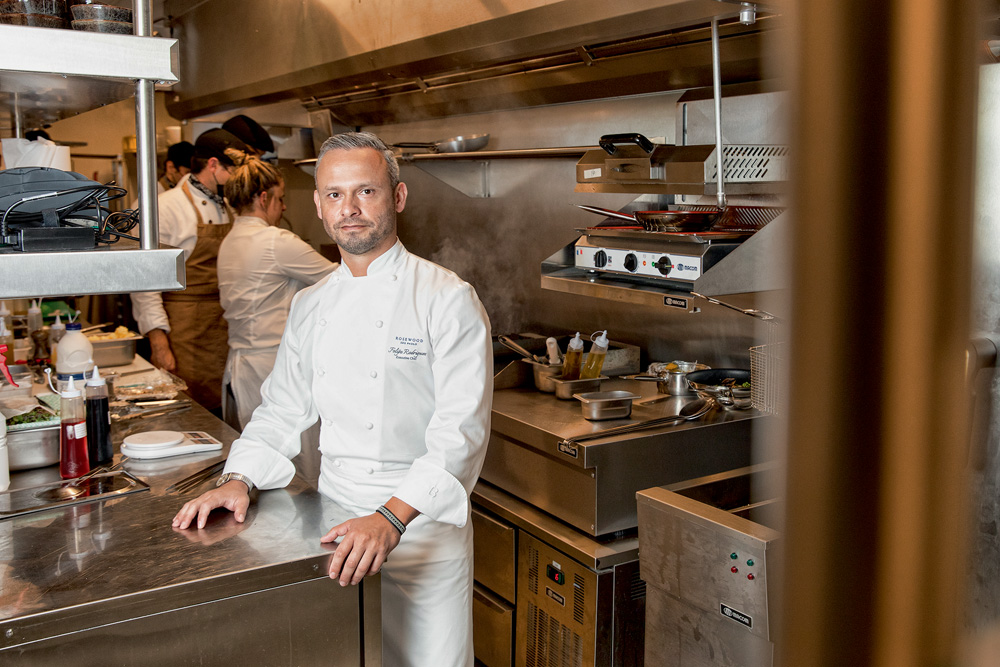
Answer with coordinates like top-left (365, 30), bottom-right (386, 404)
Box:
top-left (580, 330), bottom-right (609, 379)
top-left (561, 333), bottom-right (584, 380)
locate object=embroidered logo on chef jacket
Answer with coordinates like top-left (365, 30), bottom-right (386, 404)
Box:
top-left (388, 335), bottom-right (428, 361)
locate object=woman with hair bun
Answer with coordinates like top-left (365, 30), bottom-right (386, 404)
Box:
top-left (219, 154), bottom-right (337, 429)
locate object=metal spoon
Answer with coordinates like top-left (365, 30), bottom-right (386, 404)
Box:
top-left (36, 458), bottom-right (129, 501)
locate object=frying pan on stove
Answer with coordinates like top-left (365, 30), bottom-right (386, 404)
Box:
top-left (576, 204), bottom-right (720, 232)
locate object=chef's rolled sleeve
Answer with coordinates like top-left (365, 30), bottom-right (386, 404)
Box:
top-left (393, 282), bottom-right (493, 527)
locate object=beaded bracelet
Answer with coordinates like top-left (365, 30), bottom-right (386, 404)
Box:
top-left (376, 505), bottom-right (406, 535)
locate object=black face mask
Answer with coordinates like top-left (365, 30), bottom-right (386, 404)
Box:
top-left (217, 184), bottom-right (225, 198)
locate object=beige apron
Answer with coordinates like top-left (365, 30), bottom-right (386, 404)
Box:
top-left (161, 183), bottom-right (233, 410)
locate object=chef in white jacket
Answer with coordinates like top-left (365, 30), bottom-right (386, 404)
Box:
top-left (173, 131), bottom-right (493, 666)
top-left (218, 154), bottom-right (337, 429)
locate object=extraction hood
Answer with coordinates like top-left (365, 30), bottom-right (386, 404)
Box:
top-left (164, 0), bottom-right (781, 125)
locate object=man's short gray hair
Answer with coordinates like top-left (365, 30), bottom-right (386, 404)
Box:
top-left (316, 131), bottom-right (399, 190)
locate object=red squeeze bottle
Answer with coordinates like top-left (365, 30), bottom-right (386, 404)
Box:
top-left (59, 376), bottom-right (89, 480)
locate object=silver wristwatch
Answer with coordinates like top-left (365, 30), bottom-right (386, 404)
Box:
top-left (217, 472), bottom-right (255, 493)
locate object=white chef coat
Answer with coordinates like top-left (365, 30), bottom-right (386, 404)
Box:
top-left (218, 215), bottom-right (336, 428)
top-left (224, 240), bottom-right (493, 666)
top-left (131, 173), bottom-right (231, 335)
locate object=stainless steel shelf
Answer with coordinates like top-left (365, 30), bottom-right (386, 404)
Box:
top-left (0, 240), bottom-right (184, 298)
top-left (0, 25), bottom-right (178, 129)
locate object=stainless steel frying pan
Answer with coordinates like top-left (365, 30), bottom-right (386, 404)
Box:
top-left (393, 134), bottom-right (490, 153)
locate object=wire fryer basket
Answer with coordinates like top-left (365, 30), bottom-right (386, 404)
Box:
top-left (750, 342), bottom-right (784, 415)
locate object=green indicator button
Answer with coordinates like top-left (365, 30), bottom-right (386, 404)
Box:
top-left (730, 553), bottom-right (738, 560)
top-left (746, 559), bottom-right (755, 567)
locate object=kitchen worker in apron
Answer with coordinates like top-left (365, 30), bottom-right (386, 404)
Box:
top-left (218, 153), bottom-right (337, 429)
top-left (174, 131), bottom-right (493, 666)
top-left (131, 128), bottom-right (249, 413)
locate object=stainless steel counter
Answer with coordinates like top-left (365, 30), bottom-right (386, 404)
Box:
top-left (483, 364), bottom-right (763, 536)
top-left (0, 398), bottom-right (380, 666)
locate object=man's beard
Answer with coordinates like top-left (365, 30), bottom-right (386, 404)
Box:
top-left (331, 212), bottom-right (394, 256)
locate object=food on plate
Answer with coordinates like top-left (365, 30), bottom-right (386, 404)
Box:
top-left (88, 326), bottom-right (135, 341)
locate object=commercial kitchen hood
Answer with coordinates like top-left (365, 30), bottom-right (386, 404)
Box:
top-left (164, 0), bottom-right (780, 125)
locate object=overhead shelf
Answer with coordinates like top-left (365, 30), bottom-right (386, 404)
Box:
top-left (0, 241), bottom-right (184, 299)
top-left (0, 25), bottom-right (178, 128)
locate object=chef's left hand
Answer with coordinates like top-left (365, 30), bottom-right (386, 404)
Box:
top-left (321, 513), bottom-right (399, 586)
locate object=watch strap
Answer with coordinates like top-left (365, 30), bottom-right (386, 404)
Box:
top-left (217, 472), bottom-right (255, 493)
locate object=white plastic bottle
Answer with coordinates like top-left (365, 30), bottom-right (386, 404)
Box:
top-left (49, 314), bottom-right (66, 364)
top-left (561, 332), bottom-right (584, 380)
top-left (0, 301), bottom-right (11, 335)
top-left (0, 321), bottom-right (13, 368)
top-left (26, 300), bottom-right (42, 336)
top-left (56, 322), bottom-right (94, 391)
top-left (580, 330), bottom-right (610, 379)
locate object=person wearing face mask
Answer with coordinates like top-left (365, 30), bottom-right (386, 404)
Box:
top-left (131, 128), bottom-right (249, 413)
top-left (217, 154), bottom-right (337, 429)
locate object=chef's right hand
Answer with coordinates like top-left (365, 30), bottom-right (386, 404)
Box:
top-left (147, 328), bottom-right (176, 372)
top-left (172, 481), bottom-right (250, 530)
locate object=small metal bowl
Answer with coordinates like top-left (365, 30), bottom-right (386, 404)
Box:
top-left (523, 359), bottom-right (562, 393)
top-left (573, 390), bottom-right (641, 421)
top-left (550, 375), bottom-right (608, 400)
top-left (685, 368), bottom-right (752, 410)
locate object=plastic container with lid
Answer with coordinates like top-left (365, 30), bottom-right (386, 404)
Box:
top-left (580, 330), bottom-right (609, 380)
top-left (85, 365), bottom-right (112, 466)
top-left (561, 332), bottom-right (584, 380)
top-left (26, 300), bottom-right (42, 336)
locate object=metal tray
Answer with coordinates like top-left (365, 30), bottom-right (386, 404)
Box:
top-left (0, 471), bottom-right (149, 519)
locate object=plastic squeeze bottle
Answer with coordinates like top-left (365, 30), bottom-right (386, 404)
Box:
top-left (0, 321), bottom-right (13, 367)
top-left (0, 301), bottom-right (11, 335)
top-left (26, 300), bottom-right (42, 336)
top-left (85, 366), bottom-right (112, 467)
top-left (561, 332), bottom-right (584, 380)
top-left (580, 330), bottom-right (610, 379)
top-left (59, 376), bottom-right (89, 480)
top-left (545, 337), bottom-right (562, 366)
top-left (49, 314), bottom-right (66, 363)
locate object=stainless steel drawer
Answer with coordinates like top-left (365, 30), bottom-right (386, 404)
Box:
top-left (473, 583), bottom-right (514, 667)
top-left (473, 507), bottom-right (517, 603)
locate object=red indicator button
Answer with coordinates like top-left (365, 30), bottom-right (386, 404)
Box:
top-left (546, 564), bottom-right (565, 585)
top-left (731, 566), bottom-right (739, 574)
top-left (747, 573), bottom-right (755, 581)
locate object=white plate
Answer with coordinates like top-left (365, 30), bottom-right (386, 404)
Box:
top-left (122, 430), bottom-right (185, 450)
top-left (121, 440), bottom-right (222, 459)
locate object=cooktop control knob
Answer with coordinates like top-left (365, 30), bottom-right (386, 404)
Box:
top-left (624, 253), bottom-right (638, 272)
top-left (593, 250), bottom-right (608, 268)
top-left (654, 256), bottom-right (673, 275)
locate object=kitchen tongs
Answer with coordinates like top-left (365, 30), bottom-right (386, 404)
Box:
top-left (166, 461), bottom-right (225, 494)
top-left (558, 398), bottom-right (715, 447)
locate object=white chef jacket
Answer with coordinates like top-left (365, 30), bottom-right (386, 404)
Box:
top-left (218, 215), bottom-right (336, 428)
top-left (224, 239), bottom-right (493, 526)
top-left (131, 173), bottom-right (231, 335)
top-left (224, 240), bottom-right (492, 665)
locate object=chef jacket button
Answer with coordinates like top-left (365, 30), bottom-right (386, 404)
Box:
top-left (317, 367), bottom-right (326, 376)
top-left (429, 487), bottom-right (438, 497)
top-left (319, 318), bottom-right (327, 326)
top-left (375, 320), bottom-right (383, 328)
top-left (370, 371), bottom-right (378, 378)
top-left (365, 422), bottom-right (373, 430)
top-left (335, 460), bottom-right (342, 468)
top-left (390, 275), bottom-right (398, 281)
top-left (365, 467), bottom-right (374, 474)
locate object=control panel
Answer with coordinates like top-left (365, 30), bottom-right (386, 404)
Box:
top-left (573, 240), bottom-right (703, 283)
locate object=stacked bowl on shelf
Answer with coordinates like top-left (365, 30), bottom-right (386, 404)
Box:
top-left (0, 0), bottom-right (133, 33)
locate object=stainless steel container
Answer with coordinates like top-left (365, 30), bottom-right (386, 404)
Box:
top-left (573, 390), bottom-right (641, 420)
top-left (523, 359), bottom-right (562, 393)
top-left (659, 361), bottom-right (710, 395)
top-left (550, 375), bottom-right (607, 400)
top-left (7, 424), bottom-right (59, 470)
top-left (91, 334), bottom-right (140, 367)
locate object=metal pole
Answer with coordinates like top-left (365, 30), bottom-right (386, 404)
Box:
top-left (133, 0), bottom-right (158, 250)
top-left (13, 92), bottom-right (22, 139)
top-left (710, 18), bottom-right (726, 210)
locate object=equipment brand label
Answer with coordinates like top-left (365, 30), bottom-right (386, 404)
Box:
top-left (557, 441), bottom-right (579, 458)
top-left (546, 588), bottom-right (566, 606)
top-left (720, 603), bottom-right (752, 628)
top-left (663, 296), bottom-right (689, 309)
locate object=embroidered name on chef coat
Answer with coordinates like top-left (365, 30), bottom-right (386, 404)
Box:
top-left (388, 335), bottom-right (428, 361)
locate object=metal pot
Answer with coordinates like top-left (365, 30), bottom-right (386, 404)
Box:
top-left (392, 134), bottom-right (490, 154)
top-left (625, 361), bottom-right (709, 395)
